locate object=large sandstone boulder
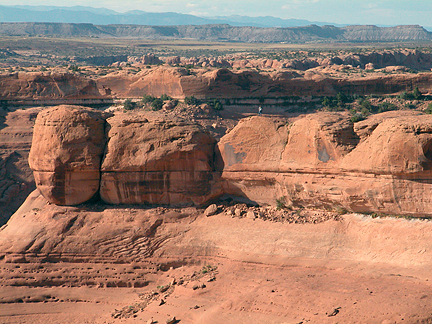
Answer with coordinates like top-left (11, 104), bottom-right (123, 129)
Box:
top-left (100, 115), bottom-right (217, 205)
top-left (29, 105), bottom-right (108, 205)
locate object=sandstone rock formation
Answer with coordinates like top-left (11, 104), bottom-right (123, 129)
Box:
top-left (1, 66), bottom-right (432, 103)
top-left (100, 115), bottom-right (217, 205)
top-left (0, 72), bottom-right (104, 100)
top-left (0, 107), bottom-right (42, 225)
top-left (28, 105), bottom-right (108, 205)
top-left (218, 111), bottom-right (432, 216)
top-left (146, 48), bottom-right (432, 71)
top-left (93, 67), bottom-right (432, 99)
top-left (26, 106), bottom-right (432, 216)
top-left (96, 67), bottom-right (188, 98)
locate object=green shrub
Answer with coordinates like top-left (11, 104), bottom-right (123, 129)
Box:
top-left (399, 88), bottom-right (422, 101)
top-left (142, 94), bottom-right (156, 104)
top-left (413, 87), bottom-right (423, 100)
top-left (377, 102), bottom-right (397, 113)
top-left (68, 65), bottom-right (80, 72)
top-left (151, 98), bottom-right (164, 111)
top-left (405, 103), bottom-right (416, 110)
top-left (336, 92), bottom-right (348, 105)
top-left (399, 91), bottom-right (413, 100)
top-left (160, 94), bottom-right (172, 101)
top-left (276, 196), bottom-right (288, 210)
top-left (210, 99), bottom-right (223, 111)
top-left (184, 95), bottom-right (200, 106)
top-left (321, 93), bottom-right (352, 111)
top-left (361, 107), bottom-right (371, 116)
top-left (350, 113), bottom-right (365, 123)
top-left (123, 99), bottom-right (136, 110)
top-left (358, 98), bottom-right (376, 113)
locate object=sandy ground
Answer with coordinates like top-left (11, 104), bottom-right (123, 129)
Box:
top-left (1, 197), bottom-right (432, 323)
top-left (0, 257), bottom-right (432, 324)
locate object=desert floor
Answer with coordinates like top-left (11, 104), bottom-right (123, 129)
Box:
top-left (1, 200), bottom-right (432, 324)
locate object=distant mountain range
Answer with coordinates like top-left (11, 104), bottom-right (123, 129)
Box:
top-left (0, 22), bottom-right (430, 43)
top-left (1, 5), bottom-right (431, 43)
top-left (0, 5), bottom-right (345, 28)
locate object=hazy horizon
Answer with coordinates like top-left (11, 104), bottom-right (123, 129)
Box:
top-left (0, 1), bottom-right (430, 27)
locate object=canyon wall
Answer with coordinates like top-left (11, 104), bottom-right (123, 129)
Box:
top-left (0, 72), bottom-right (105, 100)
top-left (2, 67), bottom-right (432, 101)
top-left (28, 105), bottom-right (432, 216)
top-left (0, 107), bottom-right (41, 225)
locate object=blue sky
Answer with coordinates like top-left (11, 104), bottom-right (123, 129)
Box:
top-left (1, 0), bottom-right (430, 26)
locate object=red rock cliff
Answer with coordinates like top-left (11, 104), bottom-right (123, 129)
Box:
top-left (27, 106), bottom-right (432, 216)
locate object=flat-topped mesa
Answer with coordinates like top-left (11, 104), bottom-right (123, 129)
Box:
top-left (28, 105), bottom-right (108, 205)
top-left (99, 115), bottom-right (218, 205)
top-left (218, 112), bottom-right (432, 216)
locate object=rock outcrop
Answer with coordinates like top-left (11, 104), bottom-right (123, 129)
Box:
top-left (94, 67), bottom-right (432, 99)
top-left (96, 67), bottom-right (188, 98)
top-left (2, 66), bottom-right (432, 102)
top-left (26, 106), bottom-right (432, 216)
top-left (0, 107), bottom-right (42, 225)
top-left (0, 72), bottom-right (104, 100)
top-left (28, 105), bottom-right (108, 205)
top-left (100, 115), bottom-right (217, 205)
top-left (219, 111), bottom-right (432, 216)
top-left (27, 106), bottom-right (218, 206)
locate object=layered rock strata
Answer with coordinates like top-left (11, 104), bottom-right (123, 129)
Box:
top-left (95, 67), bottom-right (432, 99)
top-left (28, 106), bottom-right (432, 216)
top-left (28, 106), bottom-right (218, 206)
top-left (0, 107), bottom-right (42, 224)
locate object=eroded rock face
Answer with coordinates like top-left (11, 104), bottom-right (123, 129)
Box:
top-left (29, 105), bottom-right (108, 205)
top-left (100, 115), bottom-right (217, 205)
top-left (26, 106), bottom-right (432, 216)
top-left (0, 107), bottom-right (42, 225)
top-left (219, 112), bottom-right (432, 216)
top-left (281, 112), bottom-right (359, 169)
top-left (0, 72), bottom-right (103, 100)
top-left (341, 115), bottom-right (432, 175)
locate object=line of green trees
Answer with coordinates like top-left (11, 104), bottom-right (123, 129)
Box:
top-left (123, 95), bottom-right (224, 111)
